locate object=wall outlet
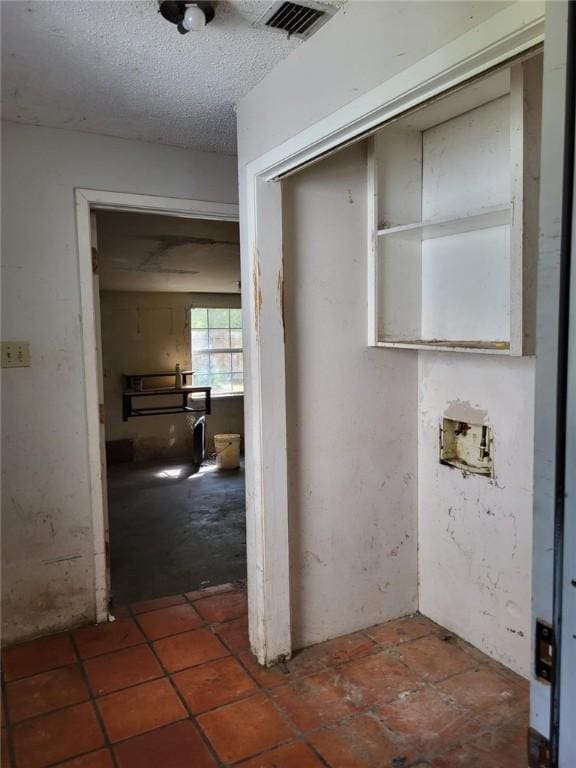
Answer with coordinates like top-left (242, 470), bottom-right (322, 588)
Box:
top-left (1, 341), bottom-right (31, 368)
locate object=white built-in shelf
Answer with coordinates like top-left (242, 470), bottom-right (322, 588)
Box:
top-left (375, 339), bottom-right (511, 354)
top-left (377, 204), bottom-right (511, 241)
top-left (367, 57), bottom-right (542, 356)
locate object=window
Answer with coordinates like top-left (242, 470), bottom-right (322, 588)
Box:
top-left (191, 307), bottom-right (243, 394)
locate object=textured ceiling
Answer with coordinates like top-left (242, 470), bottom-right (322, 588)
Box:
top-left (97, 210), bottom-right (241, 293)
top-left (1, 1), bottom-right (343, 153)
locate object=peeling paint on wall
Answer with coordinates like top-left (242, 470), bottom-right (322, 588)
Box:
top-left (277, 264), bottom-right (286, 343)
top-left (419, 353), bottom-right (535, 677)
top-left (253, 255), bottom-right (262, 332)
top-left (444, 399), bottom-right (488, 425)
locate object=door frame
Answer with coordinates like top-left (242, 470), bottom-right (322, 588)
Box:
top-left (240, 2), bottom-right (545, 665)
top-left (531, 2), bottom-right (576, 764)
top-left (75, 189), bottom-right (239, 624)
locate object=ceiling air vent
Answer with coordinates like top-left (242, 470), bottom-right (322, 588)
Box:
top-left (257, 1), bottom-right (336, 40)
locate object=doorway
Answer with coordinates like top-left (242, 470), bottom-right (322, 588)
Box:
top-left (94, 209), bottom-right (246, 609)
top-left (76, 190), bottom-right (244, 620)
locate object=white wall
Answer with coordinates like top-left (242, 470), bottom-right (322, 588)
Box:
top-left (420, 97), bottom-right (511, 342)
top-left (283, 143), bottom-right (418, 649)
top-left (281, 138), bottom-right (535, 674)
top-left (237, 1), bottom-right (510, 164)
top-left (100, 290), bottom-right (243, 458)
top-left (1, 122), bottom-right (238, 644)
top-left (418, 354), bottom-right (535, 676)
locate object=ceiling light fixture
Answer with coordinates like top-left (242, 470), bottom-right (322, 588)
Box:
top-left (159, 1), bottom-right (215, 34)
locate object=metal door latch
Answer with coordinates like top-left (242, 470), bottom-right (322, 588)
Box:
top-left (535, 619), bottom-right (554, 684)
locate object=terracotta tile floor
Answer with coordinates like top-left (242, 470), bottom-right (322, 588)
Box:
top-left (1, 583), bottom-right (529, 767)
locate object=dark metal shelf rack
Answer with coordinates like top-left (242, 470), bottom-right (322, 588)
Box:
top-left (122, 371), bottom-right (211, 421)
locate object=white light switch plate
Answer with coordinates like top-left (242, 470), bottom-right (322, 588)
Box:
top-left (1, 341), bottom-right (31, 368)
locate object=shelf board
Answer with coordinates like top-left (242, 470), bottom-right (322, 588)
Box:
top-left (123, 386), bottom-right (208, 396)
top-left (376, 339), bottom-right (511, 354)
top-left (124, 371), bottom-right (193, 378)
top-left (377, 204), bottom-right (511, 241)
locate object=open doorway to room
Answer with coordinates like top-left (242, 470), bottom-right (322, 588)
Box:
top-left (94, 208), bottom-right (246, 611)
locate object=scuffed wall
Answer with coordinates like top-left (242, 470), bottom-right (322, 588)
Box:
top-left (236, 0), bottom-right (533, 665)
top-left (1, 121), bottom-right (238, 645)
top-left (100, 291), bottom-right (243, 458)
top-left (283, 143), bottom-right (418, 649)
top-left (418, 354), bottom-right (535, 676)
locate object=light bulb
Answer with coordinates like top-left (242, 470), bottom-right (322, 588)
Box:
top-left (182, 4), bottom-right (206, 31)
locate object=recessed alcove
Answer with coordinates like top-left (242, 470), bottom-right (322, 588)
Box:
top-left (368, 57), bottom-right (542, 355)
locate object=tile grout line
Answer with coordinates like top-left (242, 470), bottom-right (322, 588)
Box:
top-left (123, 590), bottom-right (329, 765)
top-left (6, 641), bottom-right (521, 767)
top-left (0, 605), bottom-right (481, 685)
top-left (369, 638), bottom-right (518, 762)
top-left (232, 621), bottom-right (525, 766)
top-left (361, 629), bottom-right (530, 763)
top-left (4, 607), bottom-right (235, 768)
top-left (230, 648), bottom-right (334, 767)
top-left (4, 640), bottom-right (121, 768)
top-left (232, 623), bottom-right (428, 766)
top-left (69, 627), bottom-right (121, 768)
top-left (3, 614), bottom-right (245, 729)
top-left (234, 631), bottom-right (439, 765)
top-left (261, 664), bottom-right (420, 766)
top-left (68, 602), bottom-right (244, 766)
top-left (258, 694), bottom-right (333, 768)
top-left (143, 621), bottom-right (228, 768)
top-left (2, 592), bottom-right (529, 768)
top-left (2, 661), bottom-right (18, 768)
